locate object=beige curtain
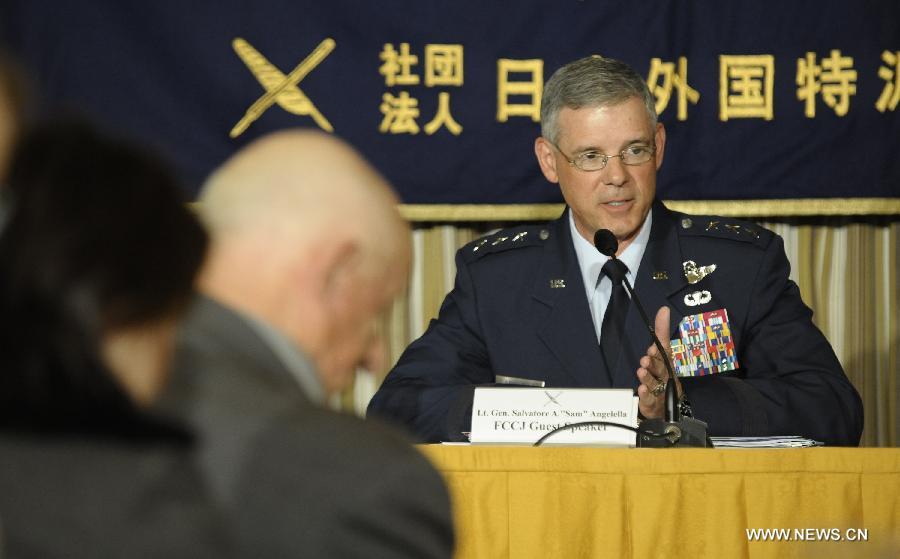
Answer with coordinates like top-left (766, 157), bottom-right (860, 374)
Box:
top-left (339, 216), bottom-right (899, 448)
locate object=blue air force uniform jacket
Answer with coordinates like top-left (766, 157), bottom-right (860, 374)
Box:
top-left (368, 201), bottom-right (863, 446)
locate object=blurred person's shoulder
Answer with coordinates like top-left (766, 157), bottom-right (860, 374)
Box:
top-left (0, 433), bottom-right (231, 558)
top-left (163, 294), bottom-right (305, 413)
top-left (244, 403), bottom-right (444, 485)
top-left (233, 405), bottom-right (455, 558)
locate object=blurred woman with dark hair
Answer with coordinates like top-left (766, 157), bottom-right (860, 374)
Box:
top-left (0, 50), bottom-right (28, 183)
top-left (0, 119), bottom-right (228, 557)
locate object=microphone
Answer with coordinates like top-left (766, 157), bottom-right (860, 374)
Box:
top-left (593, 229), bottom-right (709, 447)
top-left (594, 228), bottom-right (618, 259)
top-left (593, 229), bottom-right (678, 421)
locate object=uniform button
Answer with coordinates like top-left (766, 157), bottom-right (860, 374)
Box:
top-left (681, 218), bottom-right (693, 229)
top-left (539, 229), bottom-right (550, 240)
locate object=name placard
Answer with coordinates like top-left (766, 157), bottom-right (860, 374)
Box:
top-left (470, 387), bottom-right (638, 446)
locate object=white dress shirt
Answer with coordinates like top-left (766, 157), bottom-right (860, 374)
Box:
top-left (568, 208), bottom-right (652, 344)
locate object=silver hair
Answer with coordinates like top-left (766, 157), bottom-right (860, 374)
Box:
top-left (540, 55), bottom-right (657, 144)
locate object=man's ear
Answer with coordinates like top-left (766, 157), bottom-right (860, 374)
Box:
top-left (534, 137), bottom-right (560, 184)
top-left (319, 238), bottom-right (362, 310)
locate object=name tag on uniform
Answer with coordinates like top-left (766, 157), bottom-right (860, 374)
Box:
top-left (670, 308), bottom-right (739, 377)
top-left (470, 387), bottom-right (638, 446)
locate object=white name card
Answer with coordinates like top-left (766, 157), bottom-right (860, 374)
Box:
top-left (470, 387), bottom-right (638, 446)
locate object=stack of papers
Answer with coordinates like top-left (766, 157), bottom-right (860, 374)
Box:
top-left (710, 436), bottom-right (823, 448)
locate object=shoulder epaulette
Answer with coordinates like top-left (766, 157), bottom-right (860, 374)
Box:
top-left (675, 213), bottom-right (772, 248)
top-left (462, 224), bottom-right (547, 261)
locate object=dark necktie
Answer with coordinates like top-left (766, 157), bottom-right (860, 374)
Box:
top-left (600, 258), bottom-right (630, 372)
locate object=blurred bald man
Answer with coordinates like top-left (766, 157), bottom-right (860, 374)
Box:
top-left (158, 130), bottom-right (454, 558)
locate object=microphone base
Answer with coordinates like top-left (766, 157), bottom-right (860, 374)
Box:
top-left (637, 417), bottom-right (711, 448)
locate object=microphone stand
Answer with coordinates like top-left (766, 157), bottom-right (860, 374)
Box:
top-left (619, 275), bottom-right (710, 448)
top-left (593, 229), bottom-right (709, 448)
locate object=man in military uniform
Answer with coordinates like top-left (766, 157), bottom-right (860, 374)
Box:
top-left (368, 56), bottom-right (863, 446)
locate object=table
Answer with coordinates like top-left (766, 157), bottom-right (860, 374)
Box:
top-left (420, 445), bottom-right (900, 559)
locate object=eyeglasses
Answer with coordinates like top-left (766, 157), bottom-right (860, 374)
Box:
top-left (549, 140), bottom-right (656, 172)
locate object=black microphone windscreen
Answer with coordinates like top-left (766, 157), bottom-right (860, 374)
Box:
top-left (593, 229), bottom-right (618, 257)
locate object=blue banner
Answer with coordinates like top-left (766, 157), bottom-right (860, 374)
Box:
top-left (2, 1), bottom-right (898, 204)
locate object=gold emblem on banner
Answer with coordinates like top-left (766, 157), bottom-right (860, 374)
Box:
top-left (230, 37), bottom-right (336, 138)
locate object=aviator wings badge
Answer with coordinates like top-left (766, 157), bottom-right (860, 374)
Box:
top-left (682, 260), bottom-right (716, 284)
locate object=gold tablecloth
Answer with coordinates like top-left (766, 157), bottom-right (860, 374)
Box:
top-left (420, 446), bottom-right (900, 559)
